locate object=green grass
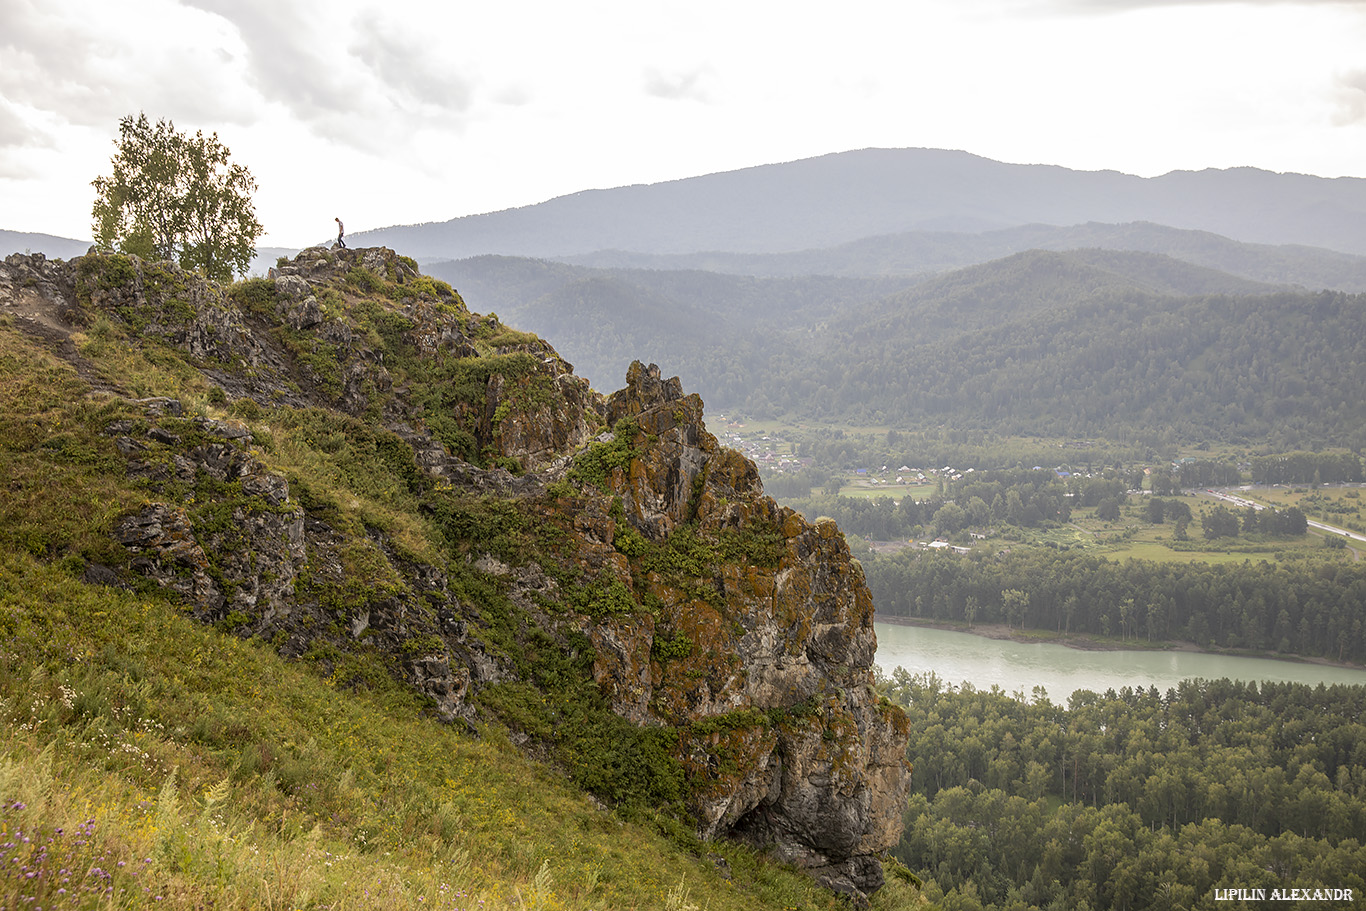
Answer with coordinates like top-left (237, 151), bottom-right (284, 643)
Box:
top-left (0, 272), bottom-right (925, 911)
top-left (826, 483), bottom-right (916, 501)
top-left (1101, 540), bottom-right (1256, 564)
top-left (0, 550), bottom-right (922, 911)
top-left (0, 324), bottom-right (145, 564)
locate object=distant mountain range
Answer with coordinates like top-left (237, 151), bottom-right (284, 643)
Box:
top-left (346, 148), bottom-right (1366, 260)
top-left (10, 148), bottom-right (1366, 286)
top-left (423, 246), bottom-right (1286, 390)
top-left (560, 221), bottom-right (1366, 291)
top-left (0, 230), bottom-right (93, 261)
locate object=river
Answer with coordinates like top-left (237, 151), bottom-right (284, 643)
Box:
top-left (874, 622), bottom-right (1366, 702)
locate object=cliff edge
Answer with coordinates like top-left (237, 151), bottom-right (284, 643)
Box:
top-left (0, 245), bottom-right (910, 899)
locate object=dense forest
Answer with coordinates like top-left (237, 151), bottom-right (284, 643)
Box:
top-left (881, 672), bottom-right (1366, 910)
top-left (865, 549), bottom-right (1366, 663)
top-left (786, 284), bottom-right (1366, 448)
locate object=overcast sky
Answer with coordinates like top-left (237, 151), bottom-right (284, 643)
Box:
top-left (4, 0), bottom-right (1366, 247)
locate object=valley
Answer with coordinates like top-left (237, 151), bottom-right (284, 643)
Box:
top-left (8, 148), bottom-right (1366, 910)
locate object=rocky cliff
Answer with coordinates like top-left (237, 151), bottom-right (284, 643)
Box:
top-left (0, 245), bottom-right (910, 899)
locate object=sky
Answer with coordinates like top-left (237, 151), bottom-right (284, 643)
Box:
top-left (4, 0), bottom-right (1366, 248)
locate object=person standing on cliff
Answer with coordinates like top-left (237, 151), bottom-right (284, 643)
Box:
top-left (334, 217), bottom-right (346, 248)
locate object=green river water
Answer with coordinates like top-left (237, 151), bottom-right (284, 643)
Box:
top-left (874, 622), bottom-right (1366, 701)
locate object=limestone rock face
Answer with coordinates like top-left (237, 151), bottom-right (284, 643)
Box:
top-left (489, 367), bottom-right (600, 470)
top-left (557, 362), bottom-right (911, 898)
top-left (104, 399), bottom-right (498, 724)
top-left (116, 503), bottom-right (225, 610)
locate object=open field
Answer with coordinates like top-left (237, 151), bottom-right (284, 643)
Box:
top-left (850, 494), bottom-right (1356, 567)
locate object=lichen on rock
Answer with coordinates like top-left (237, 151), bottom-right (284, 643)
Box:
top-left (553, 361), bottom-right (911, 898)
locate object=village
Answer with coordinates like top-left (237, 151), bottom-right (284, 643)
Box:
top-left (713, 418), bottom-right (1176, 557)
top-left (718, 417), bottom-right (973, 488)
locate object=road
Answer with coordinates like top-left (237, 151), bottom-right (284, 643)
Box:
top-left (1198, 487), bottom-right (1366, 545)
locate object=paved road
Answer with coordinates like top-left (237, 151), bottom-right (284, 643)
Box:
top-left (1198, 487), bottom-right (1366, 545)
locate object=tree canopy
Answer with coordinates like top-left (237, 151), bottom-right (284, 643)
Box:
top-left (883, 672), bottom-right (1366, 910)
top-left (92, 113), bottom-right (262, 283)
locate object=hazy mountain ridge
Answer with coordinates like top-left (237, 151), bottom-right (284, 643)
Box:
top-left (14, 148), bottom-right (1366, 292)
top-left (346, 149), bottom-right (1366, 259)
top-left (422, 255), bottom-right (915, 393)
top-left (0, 229), bottom-right (93, 261)
top-left (421, 248), bottom-right (1366, 449)
top-left (563, 221), bottom-right (1366, 291)
top-left (830, 249), bottom-right (1287, 347)
top-left (421, 249), bottom-right (1302, 421)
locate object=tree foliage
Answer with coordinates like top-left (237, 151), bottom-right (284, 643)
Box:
top-left (882, 672), bottom-right (1366, 910)
top-left (92, 113), bottom-right (262, 283)
top-left (866, 547), bottom-right (1366, 660)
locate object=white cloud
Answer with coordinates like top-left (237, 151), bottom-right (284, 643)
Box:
top-left (1334, 69), bottom-right (1366, 126)
top-left (0, 100), bottom-right (50, 154)
top-left (173, 1), bottom-right (487, 157)
top-left (1031, 0), bottom-right (1366, 11)
top-left (350, 13), bottom-right (477, 113)
top-left (0, 0), bottom-right (258, 144)
top-left (644, 66), bottom-right (714, 103)
top-left (181, 1), bottom-right (365, 136)
top-left (5, 0), bottom-right (1366, 242)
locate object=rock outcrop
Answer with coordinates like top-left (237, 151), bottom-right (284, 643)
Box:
top-left (0, 247), bottom-right (910, 901)
top-left (545, 361), bottom-right (910, 896)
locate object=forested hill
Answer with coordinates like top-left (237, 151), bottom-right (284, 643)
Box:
top-left (426, 248), bottom-right (1280, 390)
top-left (831, 249), bottom-right (1284, 346)
top-left (429, 250), bottom-right (1366, 449)
top-left (424, 255), bottom-right (913, 394)
top-left (767, 271), bottom-right (1366, 449)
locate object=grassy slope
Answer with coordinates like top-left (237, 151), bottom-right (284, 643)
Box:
top-left (0, 310), bottom-right (922, 910)
top-left (3, 550), bottom-right (901, 911)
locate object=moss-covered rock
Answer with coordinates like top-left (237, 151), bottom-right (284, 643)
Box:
top-left (543, 361), bottom-right (911, 897)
